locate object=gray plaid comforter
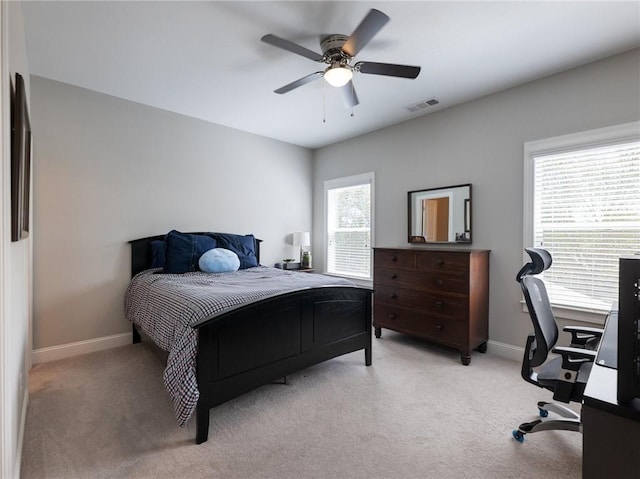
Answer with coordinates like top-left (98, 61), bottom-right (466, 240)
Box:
top-left (124, 266), bottom-right (354, 426)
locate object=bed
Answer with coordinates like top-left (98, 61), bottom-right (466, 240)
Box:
top-left (125, 231), bottom-right (373, 444)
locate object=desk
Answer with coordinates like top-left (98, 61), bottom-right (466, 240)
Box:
top-left (582, 311), bottom-right (640, 479)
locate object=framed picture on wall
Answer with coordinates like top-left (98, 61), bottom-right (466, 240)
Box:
top-left (11, 72), bottom-right (31, 242)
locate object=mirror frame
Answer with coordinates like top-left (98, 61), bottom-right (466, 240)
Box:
top-left (407, 183), bottom-right (472, 244)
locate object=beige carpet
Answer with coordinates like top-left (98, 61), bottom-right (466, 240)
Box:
top-left (21, 331), bottom-right (582, 479)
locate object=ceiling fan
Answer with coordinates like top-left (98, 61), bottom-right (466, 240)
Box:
top-left (261, 9), bottom-right (421, 108)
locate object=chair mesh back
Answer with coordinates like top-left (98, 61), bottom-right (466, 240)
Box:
top-left (521, 275), bottom-right (558, 367)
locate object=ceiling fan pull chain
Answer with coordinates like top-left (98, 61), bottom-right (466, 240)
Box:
top-left (322, 80), bottom-right (326, 123)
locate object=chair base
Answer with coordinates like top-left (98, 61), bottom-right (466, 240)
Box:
top-left (512, 401), bottom-right (582, 442)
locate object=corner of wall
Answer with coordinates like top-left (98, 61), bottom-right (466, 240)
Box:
top-left (1, 1), bottom-right (32, 477)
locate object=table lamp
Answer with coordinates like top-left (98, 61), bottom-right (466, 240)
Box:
top-left (292, 231), bottom-right (310, 263)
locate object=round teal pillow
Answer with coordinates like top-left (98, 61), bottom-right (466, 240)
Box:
top-left (198, 248), bottom-right (240, 273)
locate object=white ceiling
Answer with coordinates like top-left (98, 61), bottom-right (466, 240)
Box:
top-left (21, 1), bottom-right (640, 149)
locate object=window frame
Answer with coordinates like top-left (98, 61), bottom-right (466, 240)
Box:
top-left (323, 171), bottom-right (375, 282)
top-left (523, 121), bottom-right (640, 324)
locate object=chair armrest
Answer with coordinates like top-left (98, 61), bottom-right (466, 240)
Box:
top-left (552, 345), bottom-right (597, 371)
top-left (563, 325), bottom-right (604, 336)
top-left (563, 325), bottom-right (604, 347)
top-left (551, 346), bottom-right (597, 402)
top-left (553, 346), bottom-right (597, 360)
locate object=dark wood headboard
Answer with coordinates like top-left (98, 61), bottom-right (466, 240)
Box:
top-left (128, 232), bottom-right (262, 277)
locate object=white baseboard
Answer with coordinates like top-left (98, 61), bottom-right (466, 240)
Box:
top-left (32, 332), bottom-right (132, 364)
top-left (486, 339), bottom-right (524, 363)
top-left (31, 332), bottom-right (523, 365)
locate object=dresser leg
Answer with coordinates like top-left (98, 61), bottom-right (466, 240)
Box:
top-left (460, 354), bottom-right (471, 366)
top-left (374, 327), bottom-right (382, 338)
top-left (475, 342), bottom-right (488, 353)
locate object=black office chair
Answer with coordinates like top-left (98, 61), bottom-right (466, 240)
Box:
top-left (512, 248), bottom-right (603, 442)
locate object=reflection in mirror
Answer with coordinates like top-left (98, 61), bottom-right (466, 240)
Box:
top-left (408, 184), bottom-right (472, 244)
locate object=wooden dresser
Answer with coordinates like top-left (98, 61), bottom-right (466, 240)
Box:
top-left (373, 247), bottom-right (490, 365)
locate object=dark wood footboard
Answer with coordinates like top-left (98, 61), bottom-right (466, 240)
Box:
top-left (194, 286), bottom-right (372, 444)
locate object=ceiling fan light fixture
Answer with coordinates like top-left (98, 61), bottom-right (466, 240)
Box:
top-left (324, 64), bottom-right (353, 88)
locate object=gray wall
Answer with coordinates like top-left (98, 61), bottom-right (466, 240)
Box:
top-left (313, 48), bottom-right (640, 350)
top-left (30, 77), bottom-right (313, 350)
top-left (29, 48), bottom-right (640, 356)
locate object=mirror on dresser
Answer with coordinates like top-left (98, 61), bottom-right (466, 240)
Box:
top-left (408, 183), bottom-right (472, 244)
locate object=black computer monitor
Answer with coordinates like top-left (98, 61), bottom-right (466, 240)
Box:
top-left (618, 255), bottom-right (640, 404)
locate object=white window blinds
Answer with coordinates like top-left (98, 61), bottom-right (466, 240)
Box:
top-left (533, 140), bottom-right (640, 312)
top-left (326, 176), bottom-right (372, 279)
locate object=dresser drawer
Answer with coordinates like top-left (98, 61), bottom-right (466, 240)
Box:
top-left (374, 267), bottom-right (469, 294)
top-left (373, 304), bottom-right (467, 346)
top-left (416, 251), bottom-right (470, 273)
top-left (374, 284), bottom-right (467, 320)
top-left (374, 249), bottom-right (415, 270)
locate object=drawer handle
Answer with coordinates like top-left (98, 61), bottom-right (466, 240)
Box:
top-left (436, 278), bottom-right (443, 285)
top-left (435, 324), bottom-right (444, 332)
top-left (389, 314), bottom-right (397, 320)
top-left (391, 255), bottom-right (398, 262)
top-left (437, 259), bottom-right (444, 266)
top-left (390, 293), bottom-right (397, 299)
top-left (391, 273), bottom-right (398, 279)
top-left (435, 301), bottom-right (443, 308)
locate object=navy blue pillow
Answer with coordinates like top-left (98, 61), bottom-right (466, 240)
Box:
top-left (212, 233), bottom-right (258, 269)
top-left (164, 230), bottom-right (217, 274)
top-left (150, 240), bottom-right (166, 268)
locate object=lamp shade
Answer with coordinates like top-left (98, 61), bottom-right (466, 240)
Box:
top-left (292, 231), bottom-right (310, 247)
top-left (324, 65), bottom-right (353, 88)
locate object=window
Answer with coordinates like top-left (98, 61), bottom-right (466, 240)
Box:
top-left (324, 172), bottom-right (374, 280)
top-left (524, 122), bottom-right (640, 321)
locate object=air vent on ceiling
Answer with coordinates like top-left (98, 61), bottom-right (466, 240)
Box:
top-left (404, 98), bottom-right (439, 112)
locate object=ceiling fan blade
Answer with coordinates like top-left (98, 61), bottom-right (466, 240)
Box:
top-left (342, 9), bottom-right (390, 57)
top-left (274, 71), bottom-right (324, 94)
top-left (261, 34), bottom-right (323, 62)
top-left (356, 62), bottom-right (421, 79)
top-left (340, 81), bottom-right (359, 108)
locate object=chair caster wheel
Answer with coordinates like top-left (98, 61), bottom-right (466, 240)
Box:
top-left (538, 408), bottom-right (549, 417)
top-left (512, 430), bottom-right (525, 443)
